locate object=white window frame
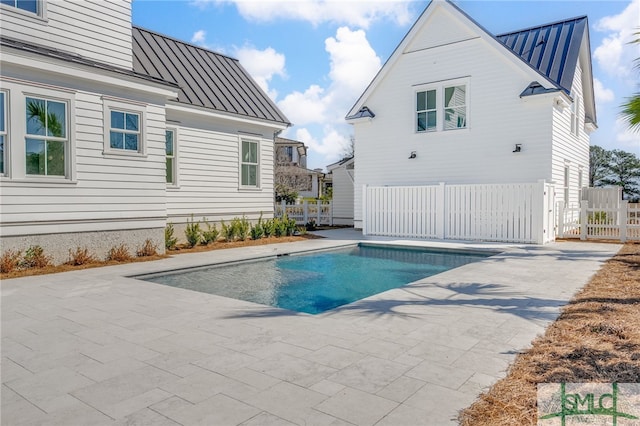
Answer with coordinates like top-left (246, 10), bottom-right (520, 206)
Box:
top-left (165, 127), bottom-right (178, 187)
top-left (102, 97), bottom-right (147, 157)
top-left (415, 78), bottom-right (469, 134)
top-left (0, 90), bottom-right (8, 176)
top-left (239, 138), bottom-right (260, 189)
top-left (0, 0), bottom-right (47, 21)
top-left (570, 95), bottom-right (580, 137)
top-left (416, 89), bottom-right (437, 132)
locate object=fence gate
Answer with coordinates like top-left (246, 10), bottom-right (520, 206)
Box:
top-left (363, 181), bottom-right (553, 244)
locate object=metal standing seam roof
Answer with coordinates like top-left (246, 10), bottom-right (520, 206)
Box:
top-left (132, 26), bottom-right (290, 126)
top-left (496, 16), bottom-right (588, 95)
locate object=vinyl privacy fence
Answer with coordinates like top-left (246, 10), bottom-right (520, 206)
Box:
top-left (362, 182), bottom-right (555, 244)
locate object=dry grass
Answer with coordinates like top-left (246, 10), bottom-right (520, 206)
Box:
top-left (0, 234), bottom-right (323, 280)
top-left (459, 242), bottom-right (640, 425)
top-left (106, 244), bottom-right (133, 262)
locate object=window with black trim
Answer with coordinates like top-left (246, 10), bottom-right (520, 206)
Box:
top-left (165, 129), bottom-right (176, 185)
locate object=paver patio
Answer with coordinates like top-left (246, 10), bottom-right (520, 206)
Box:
top-left (1, 230), bottom-right (620, 425)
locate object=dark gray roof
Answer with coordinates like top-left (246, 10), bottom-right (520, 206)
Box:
top-left (519, 81), bottom-right (560, 98)
top-left (0, 36), bottom-right (176, 88)
top-left (497, 16), bottom-right (588, 95)
top-left (346, 106), bottom-right (375, 120)
top-left (132, 26), bottom-right (290, 126)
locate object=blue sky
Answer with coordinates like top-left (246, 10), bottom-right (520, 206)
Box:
top-left (133, 0), bottom-right (640, 170)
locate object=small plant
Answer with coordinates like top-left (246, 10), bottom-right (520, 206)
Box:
top-left (66, 247), bottom-right (96, 266)
top-left (285, 217), bottom-right (297, 236)
top-left (107, 244), bottom-right (132, 262)
top-left (165, 223), bottom-right (178, 250)
top-left (262, 219), bottom-right (275, 238)
top-left (136, 239), bottom-right (158, 257)
top-left (251, 213), bottom-right (264, 240)
top-left (201, 219), bottom-right (219, 245)
top-left (233, 216), bottom-right (251, 241)
top-left (296, 226), bottom-right (308, 236)
top-left (588, 211), bottom-right (612, 224)
top-left (274, 217), bottom-right (287, 237)
top-left (221, 219), bottom-right (236, 242)
top-left (21, 245), bottom-right (52, 269)
top-left (0, 249), bottom-right (22, 273)
top-left (184, 215), bottom-right (202, 248)
top-left (305, 219), bottom-right (317, 231)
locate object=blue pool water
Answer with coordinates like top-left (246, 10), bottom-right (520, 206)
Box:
top-left (140, 244), bottom-right (493, 314)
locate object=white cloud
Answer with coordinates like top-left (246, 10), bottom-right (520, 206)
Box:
top-left (277, 27), bottom-right (382, 164)
top-left (594, 0), bottom-right (640, 81)
top-left (191, 0), bottom-right (414, 28)
top-left (614, 117), bottom-right (640, 152)
top-left (593, 78), bottom-right (615, 104)
top-left (234, 45), bottom-right (286, 100)
top-left (191, 29), bottom-right (207, 46)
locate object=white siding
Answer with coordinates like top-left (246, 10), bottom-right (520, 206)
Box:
top-left (329, 161), bottom-right (354, 225)
top-left (0, 0), bottom-right (133, 69)
top-left (352, 8), bottom-right (554, 227)
top-left (0, 71), bottom-right (168, 237)
top-left (551, 63), bottom-right (590, 207)
top-left (166, 110), bottom-right (276, 223)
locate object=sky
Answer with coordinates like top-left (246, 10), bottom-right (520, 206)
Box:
top-left (133, 0), bottom-right (640, 171)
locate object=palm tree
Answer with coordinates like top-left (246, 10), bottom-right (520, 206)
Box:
top-left (620, 30), bottom-right (640, 133)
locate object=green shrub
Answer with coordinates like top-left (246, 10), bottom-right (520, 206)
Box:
top-left (66, 247), bottom-right (96, 266)
top-left (588, 211), bottom-right (612, 224)
top-left (305, 219), bottom-right (317, 231)
top-left (274, 217), bottom-right (287, 237)
top-left (285, 217), bottom-right (297, 236)
top-left (251, 213), bottom-right (264, 240)
top-left (296, 226), bottom-right (307, 236)
top-left (22, 245), bottom-right (52, 268)
top-left (185, 215), bottom-right (202, 248)
top-left (233, 216), bottom-right (251, 241)
top-left (221, 219), bottom-right (236, 242)
top-left (263, 219), bottom-right (275, 238)
top-left (0, 250), bottom-right (22, 273)
top-left (202, 219), bottom-right (219, 245)
top-left (165, 223), bottom-right (178, 250)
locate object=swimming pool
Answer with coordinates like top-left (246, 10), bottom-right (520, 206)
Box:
top-left (138, 244), bottom-right (494, 314)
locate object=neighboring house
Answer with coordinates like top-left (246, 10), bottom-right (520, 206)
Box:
top-left (346, 0), bottom-right (595, 231)
top-left (274, 136), bottom-right (323, 200)
top-left (326, 156), bottom-right (354, 225)
top-left (0, 0), bottom-right (289, 262)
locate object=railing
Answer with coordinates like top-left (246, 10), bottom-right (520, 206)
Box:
top-left (558, 201), bottom-right (640, 242)
top-left (275, 200), bottom-right (333, 226)
top-left (362, 181), bottom-right (553, 244)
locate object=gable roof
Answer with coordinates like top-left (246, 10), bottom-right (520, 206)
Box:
top-left (496, 16), bottom-right (587, 95)
top-left (347, 1), bottom-right (596, 124)
top-left (132, 26), bottom-right (290, 126)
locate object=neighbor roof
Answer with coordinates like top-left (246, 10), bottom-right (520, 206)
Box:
top-left (132, 26), bottom-right (290, 126)
top-left (496, 16), bottom-right (588, 95)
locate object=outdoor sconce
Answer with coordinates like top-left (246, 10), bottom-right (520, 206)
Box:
top-left (409, 151), bottom-right (417, 159)
top-left (513, 144), bottom-right (522, 153)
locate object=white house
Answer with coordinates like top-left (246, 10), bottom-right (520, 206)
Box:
top-left (274, 136), bottom-right (323, 200)
top-left (0, 0), bottom-right (289, 262)
top-left (326, 156), bottom-right (354, 225)
top-left (346, 0), bottom-right (595, 240)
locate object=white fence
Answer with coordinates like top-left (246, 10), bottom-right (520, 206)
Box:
top-left (362, 182), bottom-right (555, 244)
top-left (275, 200), bottom-right (333, 226)
top-left (558, 201), bottom-right (640, 242)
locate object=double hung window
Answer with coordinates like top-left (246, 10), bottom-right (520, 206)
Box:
top-left (165, 129), bottom-right (176, 185)
top-left (241, 140), bottom-right (259, 187)
top-left (416, 81), bottom-right (468, 133)
top-left (0, 91), bottom-right (6, 175)
top-left (25, 97), bottom-right (67, 176)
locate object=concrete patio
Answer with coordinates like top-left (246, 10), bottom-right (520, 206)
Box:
top-left (1, 230), bottom-right (620, 425)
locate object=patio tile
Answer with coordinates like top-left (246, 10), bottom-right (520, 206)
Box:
top-left (374, 404), bottom-right (432, 426)
top-left (244, 382), bottom-right (328, 423)
top-left (327, 356), bottom-right (409, 393)
top-left (305, 345), bottom-right (367, 369)
top-left (353, 337), bottom-right (411, 360)
top-left (192, 348), bottom-right (261, 375)
top-left (240, 412), bottom-right (296, 426)
top-left (315, 387), bottom-right (398, 426)
top-left (158, 393), bottom-right (261, 426)
top-left (73, 357), bottom-right (148, 382)
top-left (1, 357), bottom-right (34, 383)
top-left (248, 353), bottom-right (338, 387)
top-left (406, 360), bottom-right (475, 390)
top-left (113, 408), bottom-right (181, 426)
top-left (376, 375), bottom-right (427, 403)
top-left (225, 367), bottom-right (282, 390)
top-left (102, 388), bottom-right (172, 419)
top-left (404, 383), bottom-right (477, 417)
top-left (309, 379), bottom-right (347, 396)
top-left (159, 367), bottom-right (260, 403)
top-left (407, 341), bottom-right (466, 365)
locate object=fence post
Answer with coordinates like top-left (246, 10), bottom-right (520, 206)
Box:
top-left (436, 182), bottom-right (446, 239)
top-left (303, 200), bottom-right (308, 224)
top-left (620, 200), bottom-right (628, 243)
top-left (580, 200), bottom-right (587, 240)
top-left (329, 200), bottom-right (334, 226)
top-left (280, 200), bottom-right (286, 218)
top-left (362, 185), bottom-right (368, 236)
top-left (316, 199), bottom-right (321, 225)
top-left (557, 202), bottom-right (565, 238)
